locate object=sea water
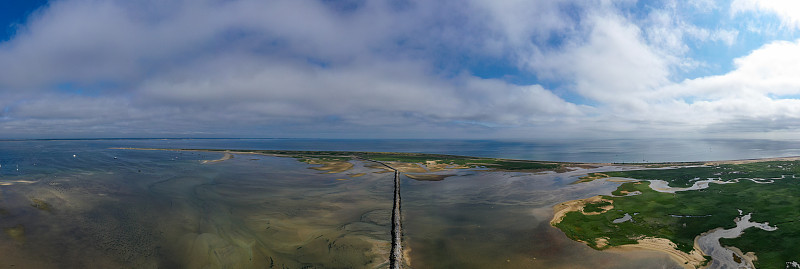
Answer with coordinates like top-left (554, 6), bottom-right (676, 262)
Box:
top-left (21, 137), bottom-right (799, 163)
top-left (1, 138), bottom-right (794, 268)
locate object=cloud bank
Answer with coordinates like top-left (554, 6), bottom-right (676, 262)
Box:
top-left (0, 0), bottom-right (799, 139)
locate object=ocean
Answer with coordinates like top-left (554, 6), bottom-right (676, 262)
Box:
top-left (3, 137), bottom-right (796, 164)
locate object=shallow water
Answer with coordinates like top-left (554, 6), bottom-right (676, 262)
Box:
top-left (401, 169), bottom-right (682, 269)
top-left (0, 142), bottom-right (395, 268)
top-left (697, 213), bottom-right (777, 269)
top-left (0, 140), bottom-right (687, 268)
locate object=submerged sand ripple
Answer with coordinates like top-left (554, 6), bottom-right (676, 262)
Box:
top-left (0, 156), bottom-right (393, 268)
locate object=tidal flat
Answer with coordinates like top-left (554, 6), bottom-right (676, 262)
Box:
top-left (401, 169), bottom-right (680, 269)
top-left (0, 147), bottom-right (395, 268)
top-left (0, 140), bottom-right (684, 268)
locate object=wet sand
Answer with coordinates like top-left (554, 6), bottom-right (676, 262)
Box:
top-left (0, 147), bottom-right (704, 268)
top-left (200, 152), bottom-right (233, 163)
top-left (0, 153), bottom-right (394, 268)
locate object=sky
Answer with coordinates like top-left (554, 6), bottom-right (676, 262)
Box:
top-left (1, 0), bottom-right (800, 139)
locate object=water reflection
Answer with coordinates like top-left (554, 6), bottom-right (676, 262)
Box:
top-left (401, 169), bottom-right (683, 269)
top-left (0, 153), bottom-right (393, 268)
top-left (0, 144), bottom-right (685, 268)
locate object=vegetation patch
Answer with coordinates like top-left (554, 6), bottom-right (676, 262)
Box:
top-left (555, 161), bottom-right (800, 268)
top-left (232, 150), bottom-right (565, 171)
top-left (573, 173), bottom-right (610, 184)
top-left (583, 200), bottom-right (612, 213)
top-left (602, 161), bottom-right (800, 187)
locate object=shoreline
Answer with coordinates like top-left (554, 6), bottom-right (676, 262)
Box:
top-left (607, 237), bottom-right (707, 269)
top-left (109, 147), bottom-right (800, 166)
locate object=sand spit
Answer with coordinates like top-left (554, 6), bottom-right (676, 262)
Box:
top-left (552, 197), bottom-right (708, 269)
top-left (201, 152), bottom-right (233, 164)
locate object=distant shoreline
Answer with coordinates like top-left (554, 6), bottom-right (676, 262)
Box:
top-left (109, 147), bottom-right (800, 166)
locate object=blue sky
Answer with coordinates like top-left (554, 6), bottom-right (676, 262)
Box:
top-left (0, 0), bottom-right (48, 41)
top-left (2, 0), bottom-right (800, 139)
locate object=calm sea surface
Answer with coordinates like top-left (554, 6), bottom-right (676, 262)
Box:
top-left (0, 138), bottom-right (794, 268)
top-left (7, 137), bottom-right (796, 163)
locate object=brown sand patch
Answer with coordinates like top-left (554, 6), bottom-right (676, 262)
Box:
top-left (201, 152), bottom-right (233, 164)
top-left (306, 159), bottom-right (354, 173)
top-left (4, 225), bottom-right (25, 243)
top-left (572, 173), bottom-right (610, 184)
top-left (728, 246), bottom-right (757, 268)
top-left (595, 237), bottom-right (610, 248)
top-left (550, 196), bottom-right (613, 225)
top-left (404, 174), bottom-right (454, 181)
top-left (30, 198), bottom-right (52, 212)
top-left (606, 178), bottom-right (638, 183)
top-left (422, 160), bottom-right (470, 172)
top-left (609, 237), bottom-right (707, 269)
top-left (385, 162), bottom-right (428, 173)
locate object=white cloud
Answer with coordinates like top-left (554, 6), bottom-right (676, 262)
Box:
top-left (0, 0), bottom-right (798, 139)
top-left (661, 39), bottom-right (800, 99)
top-left (711, 29), bottom-right (739, 46)
top-left (536, 12), bottom-right (670, 111)
top-left (732, 0), bottom-right (800, 29)
top-left (689, 0), bottom-right (718, 13)
top-left (0, 0), bottom-right (588, 138)
top-left (138, 53), bottom-right (585, 125)
top-left (632, 39), bottom-right (800, 135)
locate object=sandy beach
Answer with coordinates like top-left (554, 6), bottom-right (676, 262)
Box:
top-left (609, 237), bottom-right (707, 269)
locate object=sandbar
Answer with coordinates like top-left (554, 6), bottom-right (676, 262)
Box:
top-left (201, 152), bottom-right (233, 164)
